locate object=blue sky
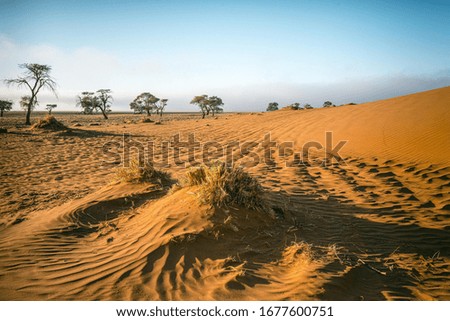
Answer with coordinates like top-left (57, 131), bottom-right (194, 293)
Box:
top-left (0, 0), bottom-right (449, 111)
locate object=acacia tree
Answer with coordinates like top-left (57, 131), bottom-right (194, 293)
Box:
top-left (0, 100), bottom-right (13, 117)
top-left (323, 101), bottom-right (333, 108)
top-left (291, 102), bottom-right (301, 110)
top-left (266, 102), bottom-right (279, 111)
top-left (284, 102), bottom-right (301, 110)
top-left (190, 94), bottom-right (223, 118)
top-left (96, 89), bottom-right (113, 119)
top-left (46, 104), bottom-right (57, 115)
top-left (20, 96), bottom-right (37, 112)
top-left (76, 90), bottom-right (112, 118)
top-left (76, 92), bottom-right (97, 114)
top-left (190, 95), bottom-right (209, 118)
top-left (304, 103), bottom-right (313, 109)
top-left (5, 63), bottom-right (57, 125)
top-left (156, 98), bottom-right (168, 119)
top-left (130, 92), bottom-right (159, 117)
top-left (208, 96), bottom-right (224, 116)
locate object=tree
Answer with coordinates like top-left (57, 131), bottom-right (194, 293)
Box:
top-left (190, 95), bottom-right (209, 119)
top-left (96, 89), bottom-right (113, 119)
top-left (46, 104), bottom-right (57, 115)
top-left (130, 92), bottom-right (159, 117)
top-left (266, 102), bottom-right (279, 111)
top-left (190, 94), bottom-right (224, 118)
top-left (5, 63), bottom-right (57, 125)
top-left (20, 96), bottom-right (37, 112)
top-left (304, 103), bottom-right (313, 109)
top-left (292, 102), bottom-right (301, 110)
top-left (284, 102), bottom-right (301, 110)
top-left (323, 101), bottom-right (333, 108)
top-left (0, 100), bottom-right (13, 117)
top-left (76, 92), bottom-right (96, 114)
top-left (76, 90), bottom-right (113, 118)
top-left (208, 96), bottom-right (224, 116)
top-left (156, 98), bottom-right (168, 119)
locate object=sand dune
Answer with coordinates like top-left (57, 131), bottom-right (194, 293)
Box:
top-left (0, 87), bottom-right (449, 300)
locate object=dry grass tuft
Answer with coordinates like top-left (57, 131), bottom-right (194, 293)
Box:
top-left (183, 161), bottom-right (269, 212)
top-left (115, 158), bottom-right (170, 184)
top-left (31, 115), bottom-right (67, 131)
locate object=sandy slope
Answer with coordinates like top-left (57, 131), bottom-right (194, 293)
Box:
top-left (0, 86), bottom-right (449, 300)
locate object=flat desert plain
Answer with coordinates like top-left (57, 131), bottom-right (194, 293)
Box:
top-left (0, 86), bottom-right (449, 300)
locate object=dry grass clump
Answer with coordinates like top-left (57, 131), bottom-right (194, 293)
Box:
top-left (31, 115), bottom-right (67, 131)
top-left (115, 158), bottom-right (170, 184)
top-left (183, 161), bottom-right (268, 212)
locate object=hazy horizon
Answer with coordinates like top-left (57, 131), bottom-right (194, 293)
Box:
top-left (1, 0), bottom-right (449, 112)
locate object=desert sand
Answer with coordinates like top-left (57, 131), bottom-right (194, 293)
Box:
top-left (0, 86), bottom-right (449, 300)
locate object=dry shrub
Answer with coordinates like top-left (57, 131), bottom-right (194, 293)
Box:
top-left (31, 115), bottom-right (67, 131)
top-left (115, 158), bottom-right (170, 184)
top-left (183, 161), bottom-right (268, 212)
top-left (280, 242), bottom-right (314, 266)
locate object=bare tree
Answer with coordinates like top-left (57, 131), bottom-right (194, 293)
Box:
top-left (0, 100), bottom-right (13, 117)
top-left (5, 63), bottom-right (57, 125)
top-left (46, 104), bottom-right (57, 115)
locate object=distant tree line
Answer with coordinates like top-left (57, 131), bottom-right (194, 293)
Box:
top-left (3, 62), bottom-right (357, 125)
top-left (265, 101), bottom-right (345, 111)
top-left (266, 102), bottom-right (314, 111)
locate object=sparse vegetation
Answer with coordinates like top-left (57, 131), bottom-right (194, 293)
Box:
top-left (156, 98), bottom-right (168, 120)
top-left (183, 161), bottom-right (269, 212)
top-left (20, 95), bottom-right (37, 112)
top-left (130, 92), bottom-right (159, 117)
top-left (76, 90), bottom-right (113, 119)
top-left (266, 102), bottom-right (279, 111)
top-left (0, 100), bottom-right (13, 117)
top-left (46, 104), bottom-right (57, 114)
top-left (77, 92), bottom-right (96, 114)
top-left (4, 63), bottom-right (57, 125)
top-left (304, 103), bottom-right (313, 109)
top-left (323, 101), bottom-right (334, 108)
top-left (114, 158), bottom-right (170, 184)
top-left (190, 95), bottom-right (224, 119)
top-left (96, 89), bottom-right (113, 119)
top-left (282, 102), bottom-right (302, 110)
